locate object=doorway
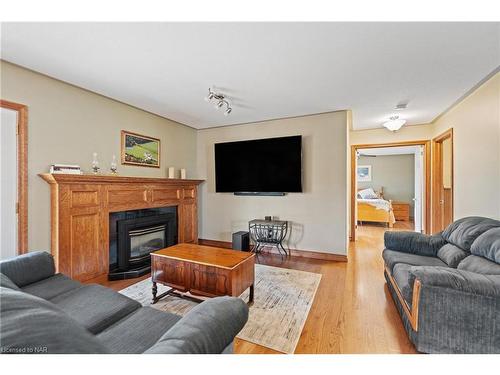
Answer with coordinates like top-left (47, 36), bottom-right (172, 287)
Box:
top-left (0, 100), bottom-right (28, 258)
top-left (350, 141), bottom-right (431, 241)
top-left (431, 129), bottom-right (454, 233)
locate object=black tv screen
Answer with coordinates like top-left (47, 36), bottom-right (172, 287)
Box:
top-left (215, 135), bottom-right (302, 194)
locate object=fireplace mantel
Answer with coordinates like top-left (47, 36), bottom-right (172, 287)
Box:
top-left (39, 173), bottom-right (204, 282)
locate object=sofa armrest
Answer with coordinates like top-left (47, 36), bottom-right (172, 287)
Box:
top-left (384, 231), bottom-right (446, 257)
top-left (408, 266), bottom-right (500, 353)
top-left (145, 296), bottom-right (249, 354)
top-left (0, 251), bottom-right (56, 287)
top-left (410, 266), bottom-right (500, 297)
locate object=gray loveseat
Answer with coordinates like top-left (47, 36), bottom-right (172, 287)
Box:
top-left (383, 216), bottom-right (500, 353)
top-left (0, 251), bottom-right (249, 354)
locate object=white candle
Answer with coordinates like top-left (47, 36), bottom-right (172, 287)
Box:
top-left (168, 167), bottom-right (175, 178)
top-left (180, 168), bottom-right (186, 179)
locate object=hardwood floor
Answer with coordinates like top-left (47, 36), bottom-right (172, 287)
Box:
top-left (91, 221), bottom-right (417, 354)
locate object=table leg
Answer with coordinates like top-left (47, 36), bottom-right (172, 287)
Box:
top-left (152, 282), bottom-right (158, 304)
top-left (249, 284), bottom-right (254, 304)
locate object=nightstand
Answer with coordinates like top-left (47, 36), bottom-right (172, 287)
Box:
top-left (392, 202), bottom-right (410, 221)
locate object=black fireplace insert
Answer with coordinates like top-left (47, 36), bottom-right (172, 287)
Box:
top-left (108, 207), bottom-right (177, 280)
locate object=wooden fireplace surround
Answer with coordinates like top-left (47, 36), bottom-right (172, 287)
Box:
top-left (40, 174), bottom-right (204, 282)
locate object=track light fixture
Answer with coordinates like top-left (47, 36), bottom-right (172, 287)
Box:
top-left (204, 88), bottom-right (232, 115)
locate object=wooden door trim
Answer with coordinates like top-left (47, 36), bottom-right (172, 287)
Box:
top-left (431, 128), bottom-right (454, 233)
top-left (0, 99), bottom-right (28, 254)
top-left (350, 140), bottom-right (431, 242)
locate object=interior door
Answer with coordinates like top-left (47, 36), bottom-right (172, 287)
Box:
top-left (432, 129), bottom-right (454, 233)
top-left (413, 146), bottom-right (424, 233)
top-left (0, 108), bottom-right (18, 259)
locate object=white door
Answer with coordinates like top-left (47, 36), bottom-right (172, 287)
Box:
top-left (413, 146), bottom-right (424, 233)
top-left (0, 108), bottom-right (18, 259)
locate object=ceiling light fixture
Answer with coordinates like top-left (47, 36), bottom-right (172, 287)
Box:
top-left (383, 115), bottom-right (406, 132)
top-left (205, 88), bottom-right (232, 115)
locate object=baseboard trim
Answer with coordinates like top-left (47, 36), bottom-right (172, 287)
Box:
top-left (198, 238), bottom-right (347, 262)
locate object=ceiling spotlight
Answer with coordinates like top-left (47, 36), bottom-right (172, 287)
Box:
top-left (383, 115), bottom-right (406, 132)
top-left (204, 87), bottom-right (233, 116)
top-left (204, 91), bottom-right (214, 102)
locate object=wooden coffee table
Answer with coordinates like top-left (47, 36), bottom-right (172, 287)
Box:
top-left (150, 243), bottom-right (255, 304)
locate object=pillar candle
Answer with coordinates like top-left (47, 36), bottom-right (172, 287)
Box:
top-left (168, 167), bottom-right (175, 178)
top-left (180, 168), bottom-right (186, 179)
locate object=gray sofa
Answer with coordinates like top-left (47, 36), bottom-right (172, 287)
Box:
top-left (0, 251), bottom-right (249, 354)
top-left (383, 216), bottom-right (500, 353)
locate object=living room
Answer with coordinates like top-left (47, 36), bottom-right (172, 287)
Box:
top-left (1, 1), bottom-right (499, 373)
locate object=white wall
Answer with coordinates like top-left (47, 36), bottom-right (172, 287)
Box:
top-left (433, 72), bottom-right (500, 219)
top-left (197, 112), bottom-right (349, 255)
top-left (0, 108), bottom-right (18, 259)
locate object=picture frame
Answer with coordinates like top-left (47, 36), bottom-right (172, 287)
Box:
top-left (357, 165), bottom-right (372, 182)
top-left (121, 130), bottom-right (161, 168)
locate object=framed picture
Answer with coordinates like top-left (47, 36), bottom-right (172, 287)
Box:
top-left (121, 130), bottom-right (160, 168)
top-left (357, 165), bottom-right (372, 182)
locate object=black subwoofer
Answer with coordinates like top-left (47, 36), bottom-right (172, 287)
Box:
top-left (232, 231), bottom-right (250, 251)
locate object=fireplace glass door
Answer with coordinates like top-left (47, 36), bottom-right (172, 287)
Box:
top-left (129, 224), bottom-right (166, 259)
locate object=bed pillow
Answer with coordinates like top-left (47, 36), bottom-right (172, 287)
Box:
top-left (358, 188), bottom-right (378, 199)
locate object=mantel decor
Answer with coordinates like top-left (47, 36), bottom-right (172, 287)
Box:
top-left (121, 130), bottom-right (161, 168)
top-left (39, 173), bottom-right (204, 282)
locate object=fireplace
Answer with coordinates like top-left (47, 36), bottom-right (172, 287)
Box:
top-left (109, 207), bottom-right (177, 280)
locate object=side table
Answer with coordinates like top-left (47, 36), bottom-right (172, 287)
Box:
top-left (248, 219), bottom-right (289, 256)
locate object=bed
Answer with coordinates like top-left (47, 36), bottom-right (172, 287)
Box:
top-left (357, 187), bottom-right (395, 228)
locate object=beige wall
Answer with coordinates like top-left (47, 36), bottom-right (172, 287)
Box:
top-left (350, 123), bottom-right (433, 145)
top-left (432, 71), bottom-right (500, 219)
top-left (197, 112), bottom-right (349, 255)
top-left (0, 61), bottom-right (198, 251)
top-left (358, 154), bottom-right (415, 213)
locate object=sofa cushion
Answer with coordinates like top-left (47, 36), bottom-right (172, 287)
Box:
top-left (97, 307), bottom-right (181, 353)
top-left (470, 227), bottom-right (500, 264)
top-left (382, 249), bottom-right (447, 273)
top-left (0, 273), bottom-right (21, 290)
top-left (458, 255), bottom-right (500, 275)
top-left (0, 251), bottom-right (55, 287)
top-left (50, 284), bottom-right (141, 334)
top-left (384, 231), bottom-right (447, 257)
top-left (392, 263), bottom-right (414, 306)
top-left (21, 273), bottom-right (82, 300)
top-left (441, 216), bottom-right (500, 251)
top-left (0, 287), bottom-right (109, 354)
top-left (437, 243), bottom-right (470, 268)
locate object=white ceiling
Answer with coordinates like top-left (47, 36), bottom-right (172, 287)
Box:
top-left (1, 22), bottom-right (499, 130)
top-left (358, 146), bottom-right (420, 156)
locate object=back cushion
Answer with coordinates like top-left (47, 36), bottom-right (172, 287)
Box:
top-left (458, 255), bottom-right (500, 275)
top-left (437, 243), bottom-right (470, 268)
top-left (0, 287), bottom-right (109, 354)
top-left (470, 227), bottom-right (500, 264)
top-left (441, 216), bottom-right (500, 251)
top-left (0, 251), bottom-right (55, 287)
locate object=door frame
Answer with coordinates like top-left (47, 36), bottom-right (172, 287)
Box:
top-left (431, 128), bottom-right (454, 233)
top-left (350, 140), bottom-right (431, 241)
top-left (0, 99), bottom-right (28, 254)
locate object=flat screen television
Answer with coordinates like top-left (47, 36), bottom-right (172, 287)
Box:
top-left (215, 135), bottom-right (302, 195)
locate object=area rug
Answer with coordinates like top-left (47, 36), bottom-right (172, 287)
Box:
top-left (119, 264), bottom-right (321, 354)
